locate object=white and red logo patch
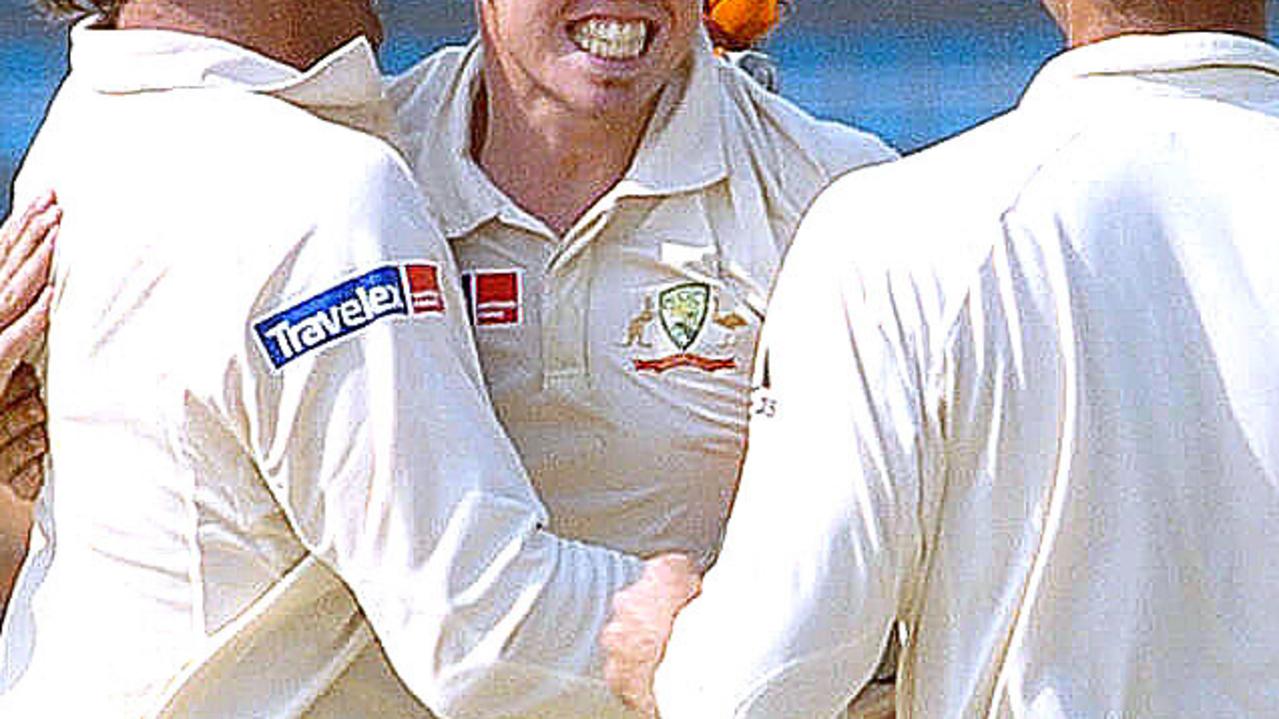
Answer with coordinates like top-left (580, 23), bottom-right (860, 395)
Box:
top-left (403, 263), bottom-right (445, 314)
top-left (462, 269), bottom-right (522, 327)
top-left (253, 261), bottom-right (445, 371)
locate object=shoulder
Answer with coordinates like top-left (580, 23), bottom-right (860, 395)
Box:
top-left (148, 90), bottom-right (442, 269)
top-left (385, 43), bottom-right (475, 165)
top-left (223, 91), bottom-right (419, 210)
top-left (166, 88), bottom-right (405, 182)
top-left (786, 107), bottom-right (1069, 296)
top-left (713, 58), bottom-right (898, 179)
top-left (387, 43), bottom-right (471, 132)
top-left (708, 58), bottom-right (896, 235)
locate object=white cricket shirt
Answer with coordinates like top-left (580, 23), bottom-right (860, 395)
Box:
top-left (390, 33), bottom-right (896, 566)
top-left (657, 32), bottom-right (1279, 717)
top-left (1, 24), bottom-right (639, 718)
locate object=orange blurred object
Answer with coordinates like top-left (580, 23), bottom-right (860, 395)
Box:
top-left (704, 0), bottom-right (783, 51)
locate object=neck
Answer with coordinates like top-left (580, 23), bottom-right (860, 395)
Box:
top-left (473, 65), bottom-right (658, 238)
top-left (115, 0), bottom-right (379, 70)
top-left (1053, 1), bottom-right (1267, 48)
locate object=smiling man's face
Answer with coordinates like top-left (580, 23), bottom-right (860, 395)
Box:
top-left (477, 0), bottom-right (702, 120)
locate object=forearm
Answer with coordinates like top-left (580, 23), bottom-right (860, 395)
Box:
top-left (419, 532), bottom-right (643, 719)
top-left (293, 476), bottom-right (640, 718)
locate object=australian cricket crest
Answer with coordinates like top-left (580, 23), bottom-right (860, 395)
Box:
top-left (624, 281), bottom-right (744, 374)
top-left (658, 282), bottom-right (710, 350)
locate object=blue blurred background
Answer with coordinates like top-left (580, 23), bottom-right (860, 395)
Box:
top-left (2, 1), bottom-right (1276, 217)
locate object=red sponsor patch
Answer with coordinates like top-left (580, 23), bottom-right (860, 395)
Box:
top-left (403, 263), bottom-right (445, 314)
top-left (464, 269), bottom-right (522, 326)
top-left (632, 354), bottom-right (737, 374)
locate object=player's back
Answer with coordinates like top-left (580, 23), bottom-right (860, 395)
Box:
top-left (900, 43), bottom-right (1279, 717)
top-left (0, 73), bottom-right (407, 715)
top-left (651, 33), bottom-right (1279, 719)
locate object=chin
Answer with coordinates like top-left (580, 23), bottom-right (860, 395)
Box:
top-left (560, 76), bottom-right (666, 123)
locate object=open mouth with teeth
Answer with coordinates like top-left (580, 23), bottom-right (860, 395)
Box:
top-left (569, 17), bottom-right (653, 60)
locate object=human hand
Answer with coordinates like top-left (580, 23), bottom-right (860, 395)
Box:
top-left (0, 363), bottom-right (46, 501)
top-left (601, 553), bottom-right (701, 718)
top-left (0, 191), bottom-right (58, 383)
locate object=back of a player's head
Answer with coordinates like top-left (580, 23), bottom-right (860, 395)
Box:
top-left (36, 0), bottom-right (122, 21)
top-left (1043, 0), bottom-right (1265, 44)
top-left (1095, 0), bottom-right (1201, 22)
top-left (1100, 0), bottom-right (1264, 23)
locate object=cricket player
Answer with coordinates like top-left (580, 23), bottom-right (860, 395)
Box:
top-left (0, 0), bottom-right (698, 716)
top-left (606, 0), bottom-right (1279, 715)
top-left (0, 0), bottom-right (893, 713)
top-left (389, 0), bottom-right (893, 588)
top-left (388, 3), bottom-right (894, 713)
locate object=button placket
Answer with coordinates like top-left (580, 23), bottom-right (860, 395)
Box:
top-left (541, 214), bottom-right (607, 394)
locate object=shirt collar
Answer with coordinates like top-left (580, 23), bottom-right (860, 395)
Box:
top-left (621, 30), bottom-right (729, 195)
top-left (413, 38), bottom-right (524, 239)
top-left (68, 20), bottom-right (395, 141)
top-left (1021, 31), bottom-right (1279, 106)
top-left (416, 30), bottom-right (729, 240)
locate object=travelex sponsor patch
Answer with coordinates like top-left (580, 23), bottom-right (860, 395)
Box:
top-left (254, 262), bottom-right (444, 370)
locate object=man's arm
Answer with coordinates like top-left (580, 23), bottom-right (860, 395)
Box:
top-left (237, 146), bottom-right (664, 718)
top-left (632, 185), bottom-right (933, 717)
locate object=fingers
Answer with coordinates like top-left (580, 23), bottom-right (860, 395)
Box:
top-left (0, 375), bottom-right (45, 449)
top-left (601, 607), bottom-right (663, 718)
top-left (0, 191), bottom-right (58, 385)
top-left (0, 430), bottom-right (47, 502)
top-left (602, 646), bottom-right (659, 718)
top-left (641, 554), bottom-right (702, 607)
top-left (601, 554), bottom-right (702, 717)
top-left (0, 192), bottom-right (59, 335)
top-left (0, 224), bottom-right (56, 332)
top-left (0, 364), bottom-right (48, 501)
top-left (8, 459), bottom-right (44, 503)
top-left (0, 284), bottom-right (53, 382)
top-left (0, 363), bottom-right (41, 409)
top-left (0, 190), bottom-right (55, 264)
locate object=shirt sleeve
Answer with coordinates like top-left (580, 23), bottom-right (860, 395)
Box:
top-left (239, 146), bottom-right (641, 718)
top-left (654, 186), bottom-right (934, 718)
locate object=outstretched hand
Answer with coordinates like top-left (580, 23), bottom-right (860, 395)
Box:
top-left (0, 190), bottom-right (57, 383)
top-left (601, 553), bottom-right (701, 718)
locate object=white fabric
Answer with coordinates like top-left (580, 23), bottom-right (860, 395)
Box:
top-left (656, 31), bottom-right (1279, 718)
top-left (0, 25), bottom-right (640, 718)
top-left (389, 34), bottom-right (896, 568)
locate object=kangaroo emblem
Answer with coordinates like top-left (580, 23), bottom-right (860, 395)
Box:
top-left (621, 295), bottom-right (656, 348)
top-left (711, 296), bottom-right (748, 348)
